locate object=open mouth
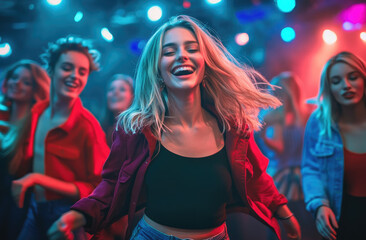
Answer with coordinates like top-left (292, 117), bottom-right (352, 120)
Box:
top-left (172, 66), bottom-right (195, 76)
top-left (65, 80), bottom-right (78, 88)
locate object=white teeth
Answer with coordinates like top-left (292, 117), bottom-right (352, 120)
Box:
top-left (65, 81), bottom-right (78, 88)
top-left (173, 66), bottom-right (194, 75)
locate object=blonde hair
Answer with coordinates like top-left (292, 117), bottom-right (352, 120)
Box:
top-left (118, 15), bottom-right (280, 139)
top-left (315, 51), bottom-right (366, 137)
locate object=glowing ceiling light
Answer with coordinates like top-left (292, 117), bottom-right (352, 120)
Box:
top-left (47, 0), bottom-right (62, 6)
top-left (0, 43), bottom-right (12, 57)
top-left (147, 6), bottom-right (162, 22)
top-left (74, 11), bottom-right (83, 22)
top-left (206, 0), bottom-right (222, 4)
top-left (281, 27), bottom-right (296, 42)
top-left (276, 0), bottom-right (296, 13)
top-left (361, 32), bottom-right (366, 42)
top-left (323, 29), bottom-right (337, 45)
top-left (101, 28), bottom-right (114, 42)
top-left (235, 33), bottom-right (249, 46)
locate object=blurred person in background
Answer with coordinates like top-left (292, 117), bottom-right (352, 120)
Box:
top-left (260, 72), bottom-right (319, 240)
top-left (101, 73), bottom-right (134, 147)
top-left (11, 36), bottom-right (110, 240)
top-left (0, 59), bottom-right (50, 240)
top-left (302, 51), bottom-right (366, 240)
top-left (99, 74), bottom-right (134, 239)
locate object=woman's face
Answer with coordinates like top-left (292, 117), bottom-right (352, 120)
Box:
top-left (6, 66), bottom-right (34, 103)
top-left (107, 79), bottom-right (133, 114)
top-left (329, 62), bottom-right (365, 107)
top-left (159, 27), bottom-right (205, 93)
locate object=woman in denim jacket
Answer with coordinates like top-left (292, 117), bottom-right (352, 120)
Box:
top-left (302, 52), bottom-right (366, 240)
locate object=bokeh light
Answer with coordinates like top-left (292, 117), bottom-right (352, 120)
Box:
top-left (281, 27), bottom-right (296, 42)
top-left (147, 6), bottom-right (163, 22)
top-left (46, 0), bottom-right (62, 6)
top-left (0, 43), bottom-right (12, 57)
top-left (74, 11), bottom-right (83, 22)
top-left (101, 28), bottom-right (114, 42)
top-left (361, 32), bottom-right (366, 42)
top-left (276, 0), bottom-right (296, 13)
top-left (235, 33), bottom-right (249, 46)
top-left (322, 29), bottom-right (337, 44)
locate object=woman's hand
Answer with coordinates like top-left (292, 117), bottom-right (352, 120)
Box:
top-left (275, 204), bottom-right (301, 239)
top-left (281, 215), bottom-right (302, 240)
top-left (11, 173), bottom-right (38, 208)
top-left (47, 210), bottom-right (86, 240)
top-left (315, 206), bottom-right (338, 240)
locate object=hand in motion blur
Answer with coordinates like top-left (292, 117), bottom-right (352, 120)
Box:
top-left (47, 210), bottom-right (86, 240)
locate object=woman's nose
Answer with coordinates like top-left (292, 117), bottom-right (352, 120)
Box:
top-left (177, 49), bottom-right (188, 62)
top-left (342, 78), bottom-right (352, 89)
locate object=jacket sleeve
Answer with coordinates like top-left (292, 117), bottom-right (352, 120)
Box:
top-left (301, 114), bottom-right (329, 218)
top-left (246, 132), bottom-right (288, 213)
top-left (74, 127), bottom-right (110, 199)
top-left (71, 128), bottom-right (127, 233)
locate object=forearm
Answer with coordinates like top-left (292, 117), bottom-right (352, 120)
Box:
top-left (275, 204), bottom-right (293, 219)
top-left (32, 173), bottom-right (79, 199)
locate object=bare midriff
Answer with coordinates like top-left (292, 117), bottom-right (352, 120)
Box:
top-left (143, 214), bottom-right (226, 240)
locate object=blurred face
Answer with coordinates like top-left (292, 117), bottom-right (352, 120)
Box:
top-left (159, 27), bottom-right (205, 93)
top-left (107, 79), bottom-right (133, 114)
top-left (329, 62), bottom-right (365, 107)
top-left (6, 66), bottom-right (34, 103)
top-left (51, 51), bottom-right (90, 101)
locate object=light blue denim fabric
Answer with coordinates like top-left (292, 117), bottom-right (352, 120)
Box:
top-left (130, 216), bottom-right (229, 240)
top-left (301, 112), bottom-right (344, 221)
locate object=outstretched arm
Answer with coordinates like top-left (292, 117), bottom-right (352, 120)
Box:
top-left (12, 173), bottom-right (79, 208)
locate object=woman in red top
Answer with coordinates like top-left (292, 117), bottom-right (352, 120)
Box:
top-left (48, 15), bottom-right (301, 240)
top-left (0, 60), bottom-right (50, 239)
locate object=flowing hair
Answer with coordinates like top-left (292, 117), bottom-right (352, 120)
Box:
top-left (118, 15), bottom-right (280, 139)
top-left (315, 51), bottom-right (366, 137)
top-left (0, 60), bottom-right (50, 175)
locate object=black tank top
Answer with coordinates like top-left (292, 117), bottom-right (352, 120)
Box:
top-left (144, 144), bottom-right (232, 229)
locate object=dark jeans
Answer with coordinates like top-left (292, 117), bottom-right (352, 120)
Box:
top-left (17, 195), bottom-right (87, 240)
top-left (0, 174), bottom-right (30, 240)
top-left (130, 217), bottom-right (230, 240)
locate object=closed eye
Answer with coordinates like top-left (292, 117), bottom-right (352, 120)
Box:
top-left (330, 76), bottom-right (341, 84)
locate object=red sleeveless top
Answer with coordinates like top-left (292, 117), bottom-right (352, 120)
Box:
top-left (344, 148), bottom-right (366, 197)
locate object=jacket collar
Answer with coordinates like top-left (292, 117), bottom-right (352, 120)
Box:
top-left (31, 98), bottom-right (83, 133)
